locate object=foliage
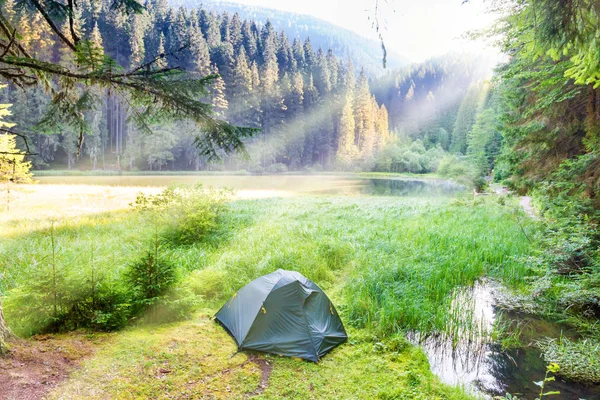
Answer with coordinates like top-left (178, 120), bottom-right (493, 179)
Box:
top-left (3, 3), bottom-right (393, 172)
top-left (373, 139), bottom-right (445, 174)
top-left (539, 338), bottom-right (600, 383)
top-left (0, 0), bottom-right (254, 162)
top-left (131, 184), bottom-right (232, 245)
top-left (125, 237), bottom-right (178, 317)
top-left (0, 99), bottom-right (31, 183)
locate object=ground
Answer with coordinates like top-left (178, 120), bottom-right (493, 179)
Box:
top-left (1, 313), bottom-right (466, 400)
top-left (0, 333), bottom-right (107, 400)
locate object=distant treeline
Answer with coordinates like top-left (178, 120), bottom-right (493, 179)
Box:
top-left (1, 0), bottom-right (395, 172)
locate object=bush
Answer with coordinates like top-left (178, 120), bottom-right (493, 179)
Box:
top-left (373, 140), bottom-right (446, 174)
top-left (132, 185), bottom-right (231, 246)
top-left (187, 268), bottom-right (227, 300)
top-left (4, 262), bottom-right (132, 335)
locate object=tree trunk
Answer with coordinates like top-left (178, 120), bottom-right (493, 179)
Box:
top-left (0, 296), bottom-right (13, 354)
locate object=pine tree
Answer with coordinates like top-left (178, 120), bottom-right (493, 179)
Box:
top-left (210, 64), bottom-right (228, 117)
top-left (189, 21), bottom-right (210, 76)
top-left (212, 42), bottom-right (235, 83)
top-left (450, 83), bottom-right (487, 154)
top-left (230, 47), bottom-right (253, 125)
top-left (128, 13), bottom-right (147, 68)
top-left (354, 68), bottom-right (374, 158)
top-left (301, 74), bottom-right (319, 166)
top-left (0, 105), bottom-right (32, 183)
top-left (220, 12), bottom-right (231, 43)
top-left (241, 20), bottom-right (257, 60)
top-left (277, 31), bottom-right (295, 75)
top-left (337, 98), bottom-right (358, 165)
top-left (156, 32), bottom-right (168, 69)
top-left (229, 13), bottom-right (243, 51)
top-left (303, 37), bottom-right (316, 71)
top-left (204, 11), bottom-right (221, 49)
top-left (326, 49), bottom-right (339, 93)
top-left (292, 38), bottom-right (306, 71)
top-left (314, 48), bottom-right (331, 95)
top-left (375, 103), bottom-right (390, 151)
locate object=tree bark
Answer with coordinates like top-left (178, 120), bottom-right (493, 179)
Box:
top-left (0, 295), bottom-right (14, 354)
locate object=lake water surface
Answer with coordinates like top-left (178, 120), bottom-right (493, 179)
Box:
top-left (36, 174), bottom-right (464, 197)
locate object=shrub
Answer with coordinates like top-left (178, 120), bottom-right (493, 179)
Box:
top-left (132, 185), bottom-right (231, 246)
top-left (126, 244), bottom-right (177, 317)
top-left (187, 268), bottom-right (227, 300)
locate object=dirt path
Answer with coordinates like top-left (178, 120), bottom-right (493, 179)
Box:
top-left (0, 333), bottom-right (106, 400)
top-left (246, 354), bottom-right (273, 397)
top-left (519, 196), bottom-right (538, 218)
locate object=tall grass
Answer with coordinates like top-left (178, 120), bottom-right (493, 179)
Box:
top-left (343, 197), bottom-right (536, 337)
top-left (1, 187), bottom-right (537, 342)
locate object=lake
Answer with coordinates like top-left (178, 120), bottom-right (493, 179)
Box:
top-left (35, 174), bottom-right (464, 197)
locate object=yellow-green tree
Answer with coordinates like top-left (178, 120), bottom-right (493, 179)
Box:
top-left (0, 102), bottom-right (32, 183)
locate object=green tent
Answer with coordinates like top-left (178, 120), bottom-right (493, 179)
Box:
top-left (215, 269), bottom-right (347, 362)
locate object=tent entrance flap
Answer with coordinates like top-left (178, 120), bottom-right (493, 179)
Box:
top-left (215, 269), bottom-right (347, 362)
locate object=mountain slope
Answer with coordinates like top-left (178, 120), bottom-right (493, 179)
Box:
top-left (170, 0), bottom-right (409, 75)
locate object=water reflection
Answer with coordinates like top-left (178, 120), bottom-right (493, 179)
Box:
top-left (415, 281), bottom-right (600, 399)
top-left (36, 175), bottom-right (464, 197)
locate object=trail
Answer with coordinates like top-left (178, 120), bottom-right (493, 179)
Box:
top-left (519, 196), bottom-right (538, 219)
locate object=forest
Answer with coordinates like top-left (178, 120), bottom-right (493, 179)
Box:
top-left (0, 0), bottom-right (497, 175)
top-left (2, 0), bottom-right (600, 398)
top-left (1, 0), bottom-right (397, 172)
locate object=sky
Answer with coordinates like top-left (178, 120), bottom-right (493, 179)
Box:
top-left (223, 0), bottom-right (499, 62)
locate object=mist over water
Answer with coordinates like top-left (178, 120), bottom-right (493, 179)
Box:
top-left (36, 175), bottom-right (464, 197)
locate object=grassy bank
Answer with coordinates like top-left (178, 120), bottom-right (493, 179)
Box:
top-left (0, 185), bottom-right (539, 397)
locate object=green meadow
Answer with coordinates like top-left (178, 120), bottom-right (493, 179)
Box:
top-left (0, 182), bottom-right (539, 398)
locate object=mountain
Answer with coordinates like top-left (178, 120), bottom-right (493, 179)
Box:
top-left (169, 0), bottom-right (410, 75)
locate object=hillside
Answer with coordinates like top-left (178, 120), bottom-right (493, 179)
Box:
top-left (170, 0), bottom-right (409, 76)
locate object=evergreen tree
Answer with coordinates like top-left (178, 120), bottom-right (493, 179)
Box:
top-left (338, 98), bottom-right (358, 165)
top-left (303, 37), bottom-right (316, 72)
top-left (277, 31), bottom-right (295, 75)
top-left (204, 11), bottom-right (221, 49)
top-left (314, 48), bottom-right (331, 96)
top-left (354, 68), bottom-right (374, 158)
top-left (292, 38), bottom-right (306, 71)
top-left (210, 65), bottom-right (228, 117)
top-left (229, 13), bottom-right (243, 51)
top-left (450, 83), bottom-right (487, 154)
top-left (189, 22), bottom-right (211, 76)
top-left (156, 32), bottom-right (168, 69)
top-left (241, 20), bottom-right (257, 60)
top-left (220, 12), bottom-right (231, 43)
top-left (0, 105), bottom-right (32, 183)
top-left (230, 47), bottom-right (253, 125)
top-left (128, 13), bottom-right (147, 68)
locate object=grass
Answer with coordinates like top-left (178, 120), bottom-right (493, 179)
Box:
top-left (47, 312), bottom-right (468, 400)
top-left (0, 183), bottom-right (540, 398)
